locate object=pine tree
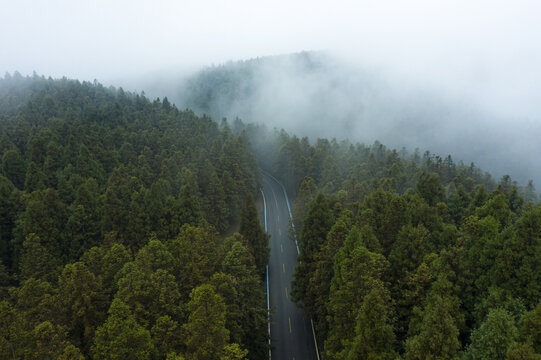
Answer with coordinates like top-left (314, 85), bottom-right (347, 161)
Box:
top-left (325, 227), bottom-right (390, 359)
top-left (221, 240), bottom-right (268, 359)
top-left (292, 193), bottom-right (334, 309)
top-left (0, 176), bottom-right (16, 268)
top-left (91, 299), bottom-right (154, 360)
top-left (66, 178), bottom-right (102, 260)
top-left (404, 276), bottom-right (462, 360)
top-left (519, 301), bottom-right (541, 354)
top-left (347, 283), bottom-right (397, 360)
top-left (306, 212), bottom-right (352, 339)
top-left (506, 342), bottom-right (541, 360)
top-left (178, 170), bottom-right (204, 227)
top-left (239, 194), bottom-right (268, 276)
top-left (2, 149), bottom-right (26, 189)
top-left (18, 234), bottom-right (59, 283)
top-left (464, 308), bottom-right (518, 360)
top-left (292, 176), bottom-right (317, 235)
top-left (58, 261), bottom-right (102, 353)
top-left (167, 224), bottom-right (221, 298)
top-left (183, 284), bottom-right (230, 360)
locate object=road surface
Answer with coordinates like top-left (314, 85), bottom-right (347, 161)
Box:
top-left (262, 173), bottom-right (319, 360)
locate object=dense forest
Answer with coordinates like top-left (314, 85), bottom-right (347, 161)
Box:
top-left (236, 122), bottom-right (541, 359)
top-left (0, 73), bottom-right (269, 359)
top-left (1, 72), bottom-right (540, 360)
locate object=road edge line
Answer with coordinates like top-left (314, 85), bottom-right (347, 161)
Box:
top-left (260, 188), bottom-right (271, 360)
top-left (264, 172), bottom-right (321, 360)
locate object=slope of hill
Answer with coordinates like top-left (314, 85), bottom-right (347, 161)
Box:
top-left (169, 52), bottom-right (540, 187)
top-left (0, 74), bottom-right (268, 359)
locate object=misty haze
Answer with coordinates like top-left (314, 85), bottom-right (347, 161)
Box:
top-left (131, 51), bottom-right (541, 186)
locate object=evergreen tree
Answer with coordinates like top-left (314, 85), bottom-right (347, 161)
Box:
top-left (347, 283), bottom-right (397, 360)
top-left (18, 233), bottom-right (59, 283)
top-left (292, 193), bottom-right (334, 309)
top-left (183, 284), bottom-right (230, 360)
top-left (519, 301), bottom-right (541, 354)
top-left (177, 169), bottom-right (204, 227)
top-left (417, 171), bottom-right (445, 206)
top-left (293, 176), bottom-right (317, 235)
top-left (239, 194), bottom-right (269, 276)
top-left (167, 223), bottom-right (221, 298)
top-left (404, 276), bottom-right (461, 360)
top-left (0, 176), bottom-right (16, 267)
top-left (2, 149), bottom-right (26, 189)
top-left (465, 308), bottom-right (518, 360)
top-left (92, 299), bottom-right (154, 360)
top-left (66, 178), bottom-right (102, 260)
top-left (506, 342), bottom-right (541, 360)
top-left (325, 227), bottom-right (390, 359)
top-left (58, 261), bottom-right (102, 353)
top-left (221, 240), bottom-right (268, 359)
top-left (307, 212), bottom-right (352, 340)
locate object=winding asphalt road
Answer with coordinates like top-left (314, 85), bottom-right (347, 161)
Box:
top-left (262, 173), bottom-right (319, 360)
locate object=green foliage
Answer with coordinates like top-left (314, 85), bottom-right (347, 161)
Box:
top-left (58, 261), bottom-right (103, 352)
top-left (18, 233), bottom-right (59, 283)
top-left (2, 70), bottom-right (540, 360)
top-left (506, 342), bottom-right (541, 360)
top-left (167, 224), bottom-right (221, 297)
top-left (239, 194), bottom-right (269, 276)
top-left (292, 193), bottom-right (334, 311)
top-left (0, 76), bottom-right (265, 359)
top-left (404, 276), bottom-right (462, 360)
top-left (220, 240), bottom-right (268, 359)
top-left (0, 176), bottom-right (16, 267)
top-left (417, 171), bottom-right (445, 206)
top-left (92, 298), bottom-right (154, 360)
top-left (293, 176), bottom-right (317, 235)
top-left (221, 343), bottom-right (248, 360)
top-left (464, 308), bottom-right (518, 360)
top-left (307, 211), bottom-right (352, 340)
top-left (183, 284), bottom-right (230, 360)
top-left (2, 149), bottom-right (26, 189)
top-left (347, 283), bottom-right (397, 360)
top-left (519, 301), bottom-right (541, 353)
top-left (325, 227), bottom-right (391, 359)
top-left (389, 224), bottom-right (430, 280)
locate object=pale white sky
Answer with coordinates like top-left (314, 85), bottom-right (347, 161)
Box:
top-left (1, 0), bottom-right (540, 183)
top-left (1, 0), bottom-right (540, 119)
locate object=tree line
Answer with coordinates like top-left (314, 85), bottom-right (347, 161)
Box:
top-left (1, 72), bottom-right (539, 359)
top-left (0, 74), bottom-right (269, 359)
top-left (237, 122), bottom-right (540, 359)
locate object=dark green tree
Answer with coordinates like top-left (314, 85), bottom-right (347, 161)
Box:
top-left (239, 194), bottom-right (269, 276)
top-left (292, 193), bottom-right (334, 309)
top-left (347, 283), bottom-right (397, 360)
top-left (292, 176), bottom-right (317, 235)
top-left (58, 261), bottom-right (102, 353)
top-left (2, 149), bottom-right (26, 189)
top-left (183, 284), bottom-right (230, 360)
top-left (465, 308), bottom-right (518, 360)
top-left (404, 276), bottom-right (462, 360)
top-left (91, 298), bottom-right (154, 360)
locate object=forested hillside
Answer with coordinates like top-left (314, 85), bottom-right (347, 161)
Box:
top-left (1, 72), bottom-right (540, 360)
top-left (236, 123), bottom-right (540, 359)
top-left (0, 74), bottom-right (269, 359)
top-left (168, 52), bottom-right (541, 187)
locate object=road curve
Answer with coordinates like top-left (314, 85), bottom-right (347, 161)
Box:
top-left (263, 173), bottom-right (318, 360)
